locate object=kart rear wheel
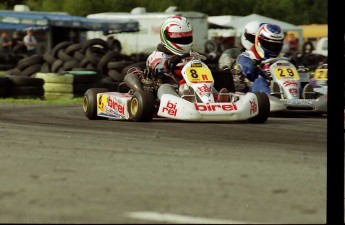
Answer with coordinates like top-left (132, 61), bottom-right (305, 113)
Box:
top-left (83, 88), bottom-right (109, 120)
top-left (130, 90), bottom-right (155, 122)
top-left (248, 92), bottom-right (270, 123)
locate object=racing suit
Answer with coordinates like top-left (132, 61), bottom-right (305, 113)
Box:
top-left (236, 50), bottom-right (271, 95)
top-left (146, 43), bottom-right (194, 100)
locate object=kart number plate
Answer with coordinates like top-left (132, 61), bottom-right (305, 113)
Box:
top-left (272, 67), bottom-right (299, 80)
top-left (185, 67), bottom-right (214, 83)
top-left (314, 69), bottom-right (328, 81)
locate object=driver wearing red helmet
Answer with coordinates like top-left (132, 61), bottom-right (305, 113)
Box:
top-left (147, 16), bottom-right (229, 102)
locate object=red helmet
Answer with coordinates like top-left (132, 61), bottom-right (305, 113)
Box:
top-left (160, 16), bottom-right (193, 55)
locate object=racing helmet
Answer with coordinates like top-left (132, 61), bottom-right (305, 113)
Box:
top-left (241, 21), bottom-right (261, 50)
top-left (255, 23), bottom-right (284, 59)
top-left (160, 16), bottom-right (193, 55)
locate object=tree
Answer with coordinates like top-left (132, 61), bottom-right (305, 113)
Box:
top-left (4, 0), bottom-right (326, 25)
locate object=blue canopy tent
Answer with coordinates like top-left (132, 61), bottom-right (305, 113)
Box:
top-left (0, 10), bottom-right (139, 31)
top-left (0, 10), bottom-right (139, 51)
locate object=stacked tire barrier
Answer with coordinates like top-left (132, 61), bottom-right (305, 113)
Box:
top-left (35, 73), bottom-right (74, 100)
top-left (2, 38), bottom-right (148, 99)
top-left (6, 55), bottom-right (44, 77)
top-left (0, 77), bottom-right (10, 98)
top-left (5, 75), bottom-right (44, 99)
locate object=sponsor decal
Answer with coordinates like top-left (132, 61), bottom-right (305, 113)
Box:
top-left (289, 88), bottom-right (298, 94)
top-left (276, 63), bottom-right (291, 66)
top-left (194, 103), bottom-right (237, 111)
top-left (97, 94), bottom-right (106, 111)
top-left (107, 96), bottom-right (124, 114)
top-left (162, 100), bottom-right (177, 116)
top-left (283, 80), bottom-right (298, 87)
top-left (191, 62), bottom-right (203, 67)
top-left (249, 99), bottom-right (258, 114)
top-left (197, 84), bottom-right (212, 96)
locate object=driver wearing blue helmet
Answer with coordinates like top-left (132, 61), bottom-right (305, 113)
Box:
top-left (236, 23), bottom-right (285, 95)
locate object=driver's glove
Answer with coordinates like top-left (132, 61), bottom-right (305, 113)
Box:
top-left (168, 55), bottom-right (183, 71)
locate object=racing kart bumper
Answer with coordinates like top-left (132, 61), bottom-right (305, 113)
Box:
top-left (269, 95), bottom-right (327, 114)
top-left (157, 93), bottom-right (261, 122)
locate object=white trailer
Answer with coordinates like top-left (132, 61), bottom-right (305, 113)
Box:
top-left (87, 7), bottom-right (208, 55)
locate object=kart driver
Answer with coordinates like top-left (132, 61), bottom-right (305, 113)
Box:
top-left (236, 23), bottom-right (285, 95)
top-left (146, 16), bottom-right (229, 102)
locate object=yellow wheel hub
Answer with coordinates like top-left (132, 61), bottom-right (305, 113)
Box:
top-left (131, 98), bottom-right (138, 115)
top-left (82, 96), bottom-right (88, 112)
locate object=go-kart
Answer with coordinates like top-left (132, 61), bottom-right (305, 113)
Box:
top-left (260, 57), bottom-right (327, 114)
top-left (83, 52), bottom-right (270, 123)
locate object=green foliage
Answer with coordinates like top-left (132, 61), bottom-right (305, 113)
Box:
top-left (1, 0), bottom-right (326, 25)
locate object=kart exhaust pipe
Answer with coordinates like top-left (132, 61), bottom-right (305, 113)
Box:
top-left (124, 73), bottom-right (144, 92)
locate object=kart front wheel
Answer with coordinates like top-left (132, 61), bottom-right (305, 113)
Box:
top-left (83, 88), bottom-right (109, 120)
top-left (248, 92), bottom-right (270, 123)
top-left (129, 90), bottom-right (155, 122)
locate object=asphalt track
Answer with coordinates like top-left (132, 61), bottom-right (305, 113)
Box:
top-left (0, 103), bottom-right (326, 224)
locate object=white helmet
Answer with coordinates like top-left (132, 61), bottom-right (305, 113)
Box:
top-left (255, 23), bottom-right (285, 59)
top-left (241, 21), bottom-right (261, 50)
top-left (160, 16), bottom-right (193, 55)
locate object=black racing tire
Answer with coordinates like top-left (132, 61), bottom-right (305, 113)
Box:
top-left (17, 55), bottom-right (44, 70)
top-left (65, 43), bottom-right (82, 55)
top-left (57, 49), bottom-right (74, 62)
top-left (73, 73), bottom-right (99, 84)
top-left (10, 86), bottom-right (44, 96)
top-left (7, 76), bottom-right (44, 87)
top-left (6, 68), bottom-right (21, 76)
top-left (0, 87), bottom-right (8, 98)
top-left (51, 41), bottom-right (73, 58)
top-left (74, 83), bottom-right (95, 96)
top-left (248, 92), bottom-right (270, 123)
top-left (107, 61), bottom-right (134, 71)
top-left (108, 69), bottom-right (124, 82)
top-left (85, 47), bottom-right (107, 66)
top-left (51, 59), bottom-right (64, 73)
top-left (0, 77), bottom-right (10, 87)
top-left (83, 88), bottom-right (109, 120)
top-left (85, 62), bottom-right (96, 70)
top-left (62, 59), bottom-right (80, 71)
top-left (81, 38), bottom-right (109, 52)
top-left (43, 51), bottom-right (57, 64)
top-left (20, 64), bottom-right (42, 77)
top-left (41, 62), bottom-right (51, 73)
top-left (129, 90), bottom-right (155, 122)
top-left (73, 51), bottom-right (85, 61)
top-left (205, 40), bottom-right (218, 53)
top-left (97, 51), bottom-right (121, 76)
top-left (108, 38), bottom-right (122, 53)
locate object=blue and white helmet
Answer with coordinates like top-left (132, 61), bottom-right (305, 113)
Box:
top-left (241, 21), bottom-right (262, 50)
top-left (255, 23), bottom-right (284, 59)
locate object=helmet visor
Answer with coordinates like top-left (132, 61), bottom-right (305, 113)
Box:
top-left (165, 31), bottom-right (193, 44)
top-left (259, 37), bottom-right (283, 54)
